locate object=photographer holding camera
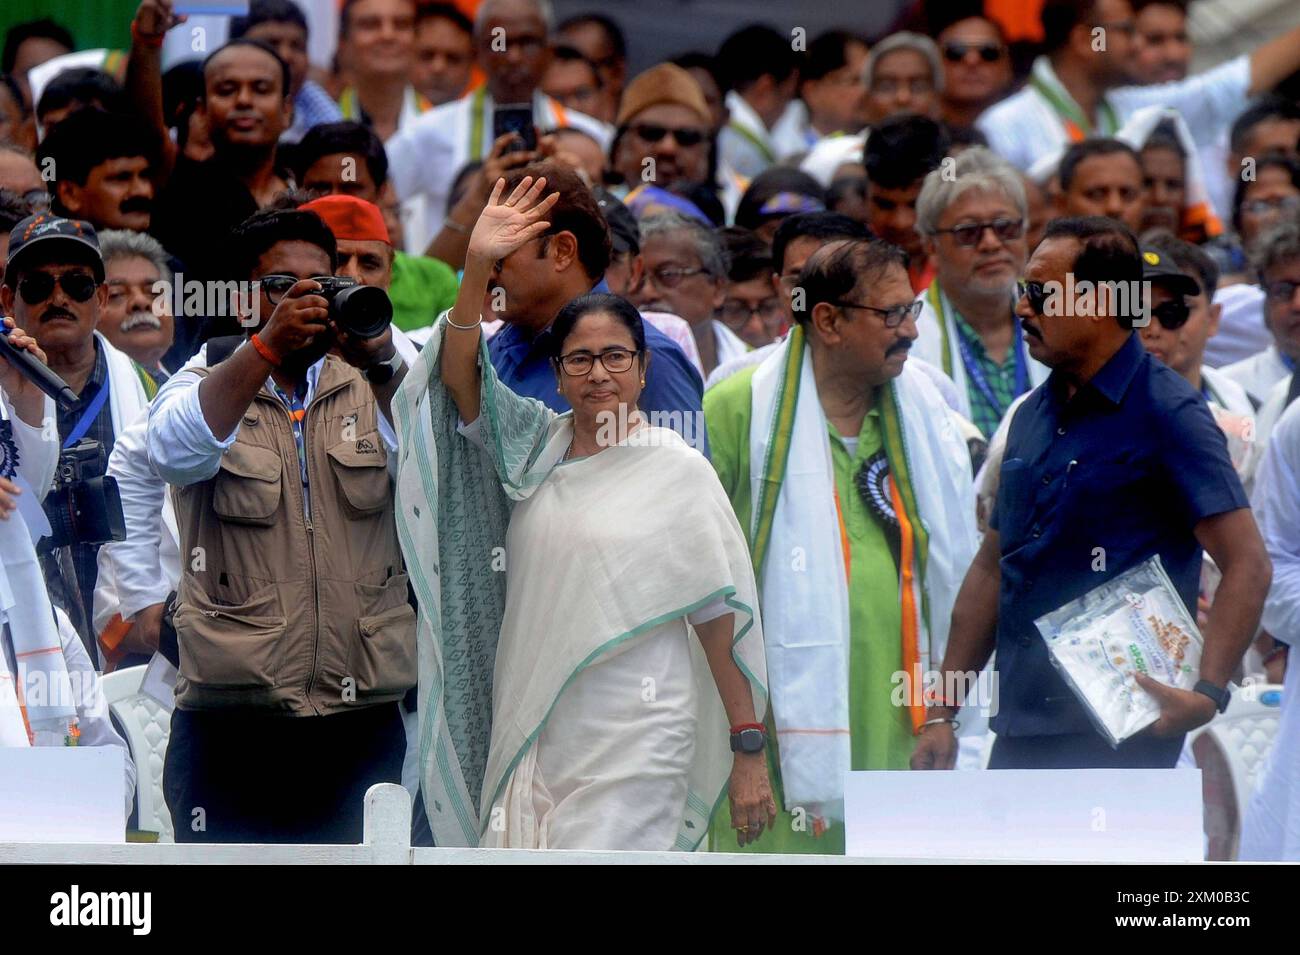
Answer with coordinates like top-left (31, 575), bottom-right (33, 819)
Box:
top-left (2, 214), bottom-right (151, 657)
top-left (146, 207), bottom-right (414, 844)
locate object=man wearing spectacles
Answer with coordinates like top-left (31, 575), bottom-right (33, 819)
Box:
top-left (3, 214), bottom-right (153, 653)
top-left (1137, 239), bottom-right (1254, 422)
top-left (610, 63), bottom-right (713, 198)
top-left (977, 0), bottom-right (1300, 178)
top-left (931, 13), bottom-right (1013, 131)
top-left (146, 207), bottom-right (412, 844)
top-left (915, 147), bottom-right (1050, 439)
top-left (704, 236), bottom-right (979, 853)
top-left (1223, 218), bottom-right (1300, 410)
top-left (916, 215), bottom-right (1269, 772)
top-left (634, 211), bottom-right (739, 379)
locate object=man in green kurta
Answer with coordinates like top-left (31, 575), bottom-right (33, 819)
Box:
top-left (703, 238), bottom-right (980, 854)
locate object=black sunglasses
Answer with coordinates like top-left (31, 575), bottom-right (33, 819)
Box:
top-left (629, 123), bottom-right (706, 147)
top-left (1019, 280), bottom-right (1049, 315)
top-left (18, 271), bottom-right (98, 305)
top-left (933, 217), bottom-right (1025, 247)
top-left (1149, 299), bottom-right (1191, 330)
top-left (942, 42), bottom-right (1004, 63)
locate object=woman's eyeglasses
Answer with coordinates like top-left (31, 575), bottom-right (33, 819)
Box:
top-left (933, 217), bottom-right (1025, 247)
top-left (941, 42), bottom-right (1004, 63)
top-left (17, 271), bottom-right (98, 305)
top-left (556, 348), bottom-right (639, 376)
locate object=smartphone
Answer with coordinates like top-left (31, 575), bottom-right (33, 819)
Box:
top-left (493, 104), bottom-right (537, 153)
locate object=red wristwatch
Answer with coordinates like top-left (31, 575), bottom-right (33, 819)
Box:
top-left (730, 723), bottom-right (766, 754)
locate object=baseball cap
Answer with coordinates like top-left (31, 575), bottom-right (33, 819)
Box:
top-left (1140, 247), bottom-right (1199, 297)
top-left (6, 212), bottom-right (105, 284)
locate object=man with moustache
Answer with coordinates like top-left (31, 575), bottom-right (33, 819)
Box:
top-left (147, 207), bottom-right (413, 843)
top-left (914, 147), bottom-right (1050, 437)
top-left (37, 109), bottom-right (158, 235)
top-left (705, 238), bottom-right (979, 853)
top-left (97, 230), bottom-right (174, 385)
top-left (3, 214), bottom-right (154, 650)
top-left (914, 216), bottom-right (1270, 771)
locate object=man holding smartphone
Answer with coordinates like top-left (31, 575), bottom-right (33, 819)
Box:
top-left (385, 0), bottom-right (611, 253)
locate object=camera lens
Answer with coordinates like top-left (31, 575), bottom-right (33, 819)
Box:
top-left (331, 284), bottom-right (393, 340)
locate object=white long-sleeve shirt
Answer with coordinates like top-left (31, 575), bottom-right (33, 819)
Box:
top-left (1254, 396), bottom-right (1300, 644)
top-left (93, 406), bottom-right (181, 634)
top-left (149, 357), bottom-right (400, 491)
top-left (976, 54), bottom-right (1251, 172)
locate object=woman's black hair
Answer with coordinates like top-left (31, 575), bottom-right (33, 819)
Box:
top-left (548, 292), bottom-right (647, 366)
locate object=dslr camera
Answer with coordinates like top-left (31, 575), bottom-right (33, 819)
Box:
top-left (314, 276), bottom-right (393, 341)
top-left (42, 438), bottom-right (127, 548)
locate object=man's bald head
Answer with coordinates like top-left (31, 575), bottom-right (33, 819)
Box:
top-left (0, 145), bottom-right (42, 197)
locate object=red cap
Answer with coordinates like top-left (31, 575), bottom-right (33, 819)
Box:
top-left (300, 194), bottom-right (391, 245)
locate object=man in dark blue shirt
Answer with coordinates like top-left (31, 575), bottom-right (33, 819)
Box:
top-left (485, 162), bottom-right (707, 452)
top-left (914, 217), bottom-right (1271, 770)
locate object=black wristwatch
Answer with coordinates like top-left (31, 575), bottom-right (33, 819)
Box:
top-left (364, 348), bottom-right (403, 385)
top-left (730, 725), bottom-right (766, 754)
top-left (1193, 679), bottom-right (1231, 714)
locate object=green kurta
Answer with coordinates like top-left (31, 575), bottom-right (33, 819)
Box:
top-left (703, 366), bottom-right (914, 854)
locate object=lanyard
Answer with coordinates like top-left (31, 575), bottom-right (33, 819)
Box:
top-left (62, 375), bottom-right (110, 449)
top-left (953, 310), bottom-right (1028, 418)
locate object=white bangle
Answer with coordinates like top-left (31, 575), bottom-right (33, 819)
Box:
top-left (918, 716), bottom-right (960, 734)
top-left (445, 312), bottom-right (482, 330)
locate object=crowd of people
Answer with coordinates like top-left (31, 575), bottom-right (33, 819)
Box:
top-left (0, 0), bottom-right (1299, 860)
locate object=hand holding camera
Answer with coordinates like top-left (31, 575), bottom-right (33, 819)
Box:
top-left (258, 278), bottom-right (332, 363)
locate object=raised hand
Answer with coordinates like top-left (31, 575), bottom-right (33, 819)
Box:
top-left (467, 176), bottom-right (559, 266)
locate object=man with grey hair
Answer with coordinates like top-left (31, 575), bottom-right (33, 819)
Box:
top-left (913, 147), bottom-right (1050, 437)
top-left (632, 211), bottom-right (744, 378)
top-left (386, 0), bottom-right (610, 252)
top-left (863, 32), bottom-right (943, 125)
top-left (97, 229), bottom-right (174, 382)
top-left (1223, 217), bottom-right (1300, 410)
top-left (799, 32), bottom-right (943, 193)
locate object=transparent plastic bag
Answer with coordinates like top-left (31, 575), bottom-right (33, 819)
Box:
top-left (1035, 555), bottom-right (1203, 748)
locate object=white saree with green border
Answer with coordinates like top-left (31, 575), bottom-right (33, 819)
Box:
top-left (392, 318), bottom-right (767, 849)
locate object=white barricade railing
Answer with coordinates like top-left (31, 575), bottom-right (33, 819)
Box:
top-left (0, 784), bottom-right (872, 865)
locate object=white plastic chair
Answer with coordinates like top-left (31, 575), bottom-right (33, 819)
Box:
top-left (1189, 683), bottom-right (1283, 859)
top-left (101, 665), bottom-right (174, 842)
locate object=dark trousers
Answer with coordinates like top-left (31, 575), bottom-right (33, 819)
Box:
top-left (164, 703), bottom-right (405, 844)
top-left (989, 731), bottom-right (1185, 769)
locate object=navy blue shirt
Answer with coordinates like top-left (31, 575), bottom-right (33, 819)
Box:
top-left (990, 334), bottom-right (1248, 737)
top-left (487, 290), bottom-right (708, 454)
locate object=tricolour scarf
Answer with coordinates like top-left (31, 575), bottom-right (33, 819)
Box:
top-left (747, 326), bottom-right (935, 823)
